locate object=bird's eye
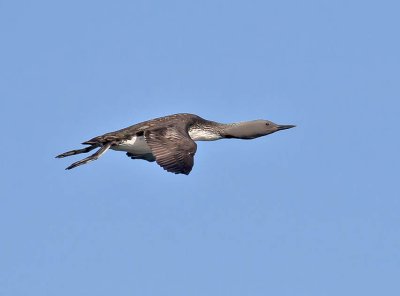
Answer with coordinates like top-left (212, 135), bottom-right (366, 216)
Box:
top-left (266, 123), bottom-right (270, 126)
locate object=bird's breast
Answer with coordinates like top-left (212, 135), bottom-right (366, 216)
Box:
top-left (111, 136), bottom-right (152, 154)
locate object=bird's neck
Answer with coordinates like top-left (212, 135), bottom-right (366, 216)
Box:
top-left (218, 121), bottom-right (263, 139)
top-left (189, 119), bottom-right (249, 141)
top-left (188, 120), bottom-right (228, 141)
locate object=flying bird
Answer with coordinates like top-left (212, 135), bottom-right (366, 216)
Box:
top-left (56, 113), bottom-right (295, 175)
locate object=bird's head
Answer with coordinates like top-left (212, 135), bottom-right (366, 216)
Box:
top-left (222, 120), bottom-right (296, 139)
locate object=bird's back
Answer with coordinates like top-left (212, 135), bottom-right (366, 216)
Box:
top-left (82, 113), bottom-right (202, 145)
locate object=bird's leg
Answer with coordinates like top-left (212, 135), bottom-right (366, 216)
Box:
top-left (56, 145), bottom-right (98, 158)
top-left (65, 143), bottom-right (112, 170)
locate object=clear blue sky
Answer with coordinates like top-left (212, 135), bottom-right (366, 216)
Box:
top-left (1, 0), bottom-right (399, 295)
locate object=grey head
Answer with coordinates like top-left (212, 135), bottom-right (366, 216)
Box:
top-left (221, 120), bottom-right (295, 139)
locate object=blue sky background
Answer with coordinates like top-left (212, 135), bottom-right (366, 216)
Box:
top-left (1, 0), bottom-right (399, 295)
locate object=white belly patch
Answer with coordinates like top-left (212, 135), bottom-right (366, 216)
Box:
top-left (111, 136), bottom-right (152, 154)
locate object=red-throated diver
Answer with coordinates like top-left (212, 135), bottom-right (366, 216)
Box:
top-left (56, 113), bottom-right (295, 175)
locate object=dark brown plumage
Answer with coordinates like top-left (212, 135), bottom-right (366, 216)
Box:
top-left (56, 113), bottom-right (295, 175)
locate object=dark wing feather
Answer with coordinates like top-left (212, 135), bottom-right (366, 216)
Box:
top-left (144, 127), bottom-right (197, 175)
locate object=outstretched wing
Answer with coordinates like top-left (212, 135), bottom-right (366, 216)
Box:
top-left (144, 127), bottom-right (197, 175)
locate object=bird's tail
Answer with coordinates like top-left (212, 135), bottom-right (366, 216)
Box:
top-left (56, 143), bottom-right (112, 170)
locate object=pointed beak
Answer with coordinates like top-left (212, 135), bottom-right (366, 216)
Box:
top-left (277, 124), bottom-right (296, 131)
